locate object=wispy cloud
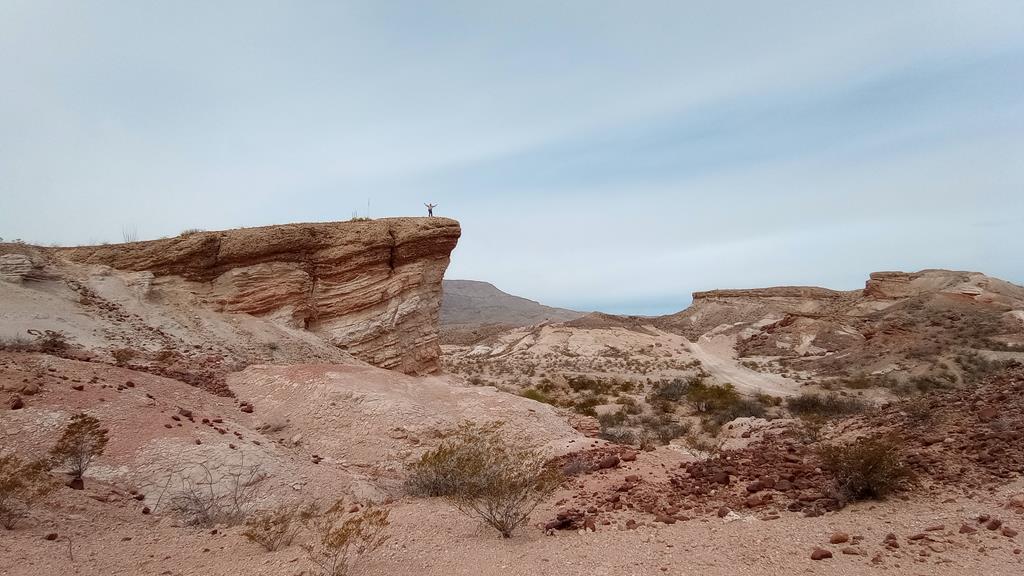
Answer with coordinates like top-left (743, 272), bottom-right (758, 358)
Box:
top-left (1, 1), bottom-right (1022, 313)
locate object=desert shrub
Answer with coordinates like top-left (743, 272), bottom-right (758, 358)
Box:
top-left (955, 352), bottom-right (1008, 384)
top-left (755, 393), bottom-right (783, 407)
top-left (615, 396), bottom-right (642, 414)
top-left (647, 377), bottom-right (695, 403)
top-left (686, 381), bottom-right (740, 413)
top-left (49, 413), bottom-right (109, 482)
top-left (519, 388), bottom-right (554, 405)
top-left (796, 415), bottom-right (827, 444)
top-left (786, 393), bottom-right (865, 419)
top-left (0, 455), bottom-right (55, 530)
top-left (178, 228), bottom-right (204, 236)
top-left (243, 501), bottom-right (317, 551)
top-left (302, 500), bottom-right (389, 576)
top-left (165, 457), bottom-right (267, 527)
top-left (818, 435), bottom-right (912, 501)
top-left (598, 426), bottom-right (637, 445)
top-left (110, 348), bottom-right (136, 365)
top-left (406, 421), bottom-right (561, 538)
top-left (596, 408), bottom-right (627, 428)
top-left (571, 392), bottom-right (607, 416)
top-left (0, 336), bottom-right (34, 352)
top-left (29, 329), bottom-right (69, 354)
top-left (649, 421), bottom-right (690, 444)
top-left (706, 398), bottom-right (766, 427)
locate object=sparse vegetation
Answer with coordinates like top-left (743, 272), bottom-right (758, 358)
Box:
top-left (786, 393), bottom-right (866, 419)
top-left (49, 413), bottom-right (109, 484)
top-left (519, 388), bottom-right (554, 405)
top-left (243, 501), bottom-right (318, 551)
top-left (406, 421), bottom-right (561, 538)
top-left (818, 434), bottom-right (912, 501)
top-left (165, 457), bottom-right (267, 527)
top-left (110, 347), bottom-right (137, 365)
top-left (0, 454), bottom-right (55, 530)
top-left (302, 500), bottom-right (389, 576)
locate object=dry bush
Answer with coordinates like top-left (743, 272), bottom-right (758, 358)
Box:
top-left (407, 421), bottom-right (561, 538)
top-left (50, 413), bottom-right (109, 483)
top-left (818, 435), bottom-right (912, 501)
top-left (519, 388), bottom-right (555, 405)
top-left (25, 329), bottom-right (69, 354)
top-left (302, 500), bottom-right (389, 576)
top-left (0, 455), bottom-right (55, 530)
top-left (243, 501), bottom-right (317, 551)
top-left (164, 456), bottom-right (268, 527)
top-left (110, 348), bottom-right (137, 366)
top-left (786, 393), bottom-right (866, 419)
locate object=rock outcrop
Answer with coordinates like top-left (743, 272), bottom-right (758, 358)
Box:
top-left (54, 218), bottom-right (461, 374)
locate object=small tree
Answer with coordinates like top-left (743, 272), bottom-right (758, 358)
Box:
top-left (302, 500), bottom-right (389, 576)
top-left (50, 413), bottom-right (109, 484)
top-left (0, 454), bottom-right (55, 530)
top-left (408, 421), bottom-right (562, 538)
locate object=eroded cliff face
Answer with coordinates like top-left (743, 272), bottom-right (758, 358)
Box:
top-left (54, 218), bottom-right (461, 374)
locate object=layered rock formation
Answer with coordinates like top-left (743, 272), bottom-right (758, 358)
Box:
top-left (54, 218), bottom-right (461, 374)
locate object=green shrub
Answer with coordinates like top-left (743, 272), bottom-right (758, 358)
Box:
top-left (407, 421), bottom-right (560, 538)
top-left (0, 455), bottom-right (55, 530)
top-left (49, 413), bottom-right (109, 483)
top-left (818, 435), bottom-right (912, 501)
top-left (519, 388), bottom-right (554, 405)
top-left (686, 382), bottom-right (740, 413)
top-left (786, 393), bottom-right (865, 419)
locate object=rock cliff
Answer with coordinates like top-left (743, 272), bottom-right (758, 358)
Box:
top-left (53, 218), bottom-right (461, 374)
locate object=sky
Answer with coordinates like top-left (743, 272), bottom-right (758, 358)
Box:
top-left (1, 1), bottom-right (1022, 315)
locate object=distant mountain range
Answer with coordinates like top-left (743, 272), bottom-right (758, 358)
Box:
top-left (441, 279), bottom-right (585, 327)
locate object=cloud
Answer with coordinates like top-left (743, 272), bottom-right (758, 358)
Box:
top-left (1, 1), bottom-right (1022, 312)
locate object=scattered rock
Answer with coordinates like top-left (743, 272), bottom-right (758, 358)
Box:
top-left (1002, 527), bottom-right (1018, 538)
top-left (44, 533), bottom-right (58, 541)
top-left (8, 395), bottom-right (24, 410)
top-left (830, 532), bottom-right (850, 544)
top-left (810, 548), bottom-right (833, 560)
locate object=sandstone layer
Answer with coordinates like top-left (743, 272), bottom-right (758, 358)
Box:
top-left (4, 218), bottom-right (460, 375)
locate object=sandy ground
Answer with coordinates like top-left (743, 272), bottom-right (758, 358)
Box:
top-left (686, 334), bottom-right (800, 397)
top-left (2, 474), bottom-right (1021, 576)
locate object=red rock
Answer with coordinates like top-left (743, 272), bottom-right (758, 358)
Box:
top-left (830, 532), bottom-right (850, 544)
top-left (925, 524), bottom-right (945, 531)
top-left (66, 477), bottom-right (84, 490)
top-left (8, 395), bottom-right (24, 410)
top-left (71, 384), bottom-right (84, 391)
top-left (597, 454), bottom-right (620, 469)
top-left (1002, 527), bottom-right (1018, 538)
top-left (959, 524), bottom-right (977, 534)
top-left (654, 513), bottom-right (676, 525)
top-left (44, 533), bottom-right (58, 541)
top-left (717, 506), bottom-right (731, 518)
top-left (986, 518), bottom-right (1003, 530)
top-left (239, 403), bottom-right (254, 414)
top-left (810, 548), bottom-right (833, 560)
top-left (621, 450), bottom-right (637, 462)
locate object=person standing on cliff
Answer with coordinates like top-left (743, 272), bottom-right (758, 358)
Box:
top-left (425, 203), bottom-right (437, 217)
